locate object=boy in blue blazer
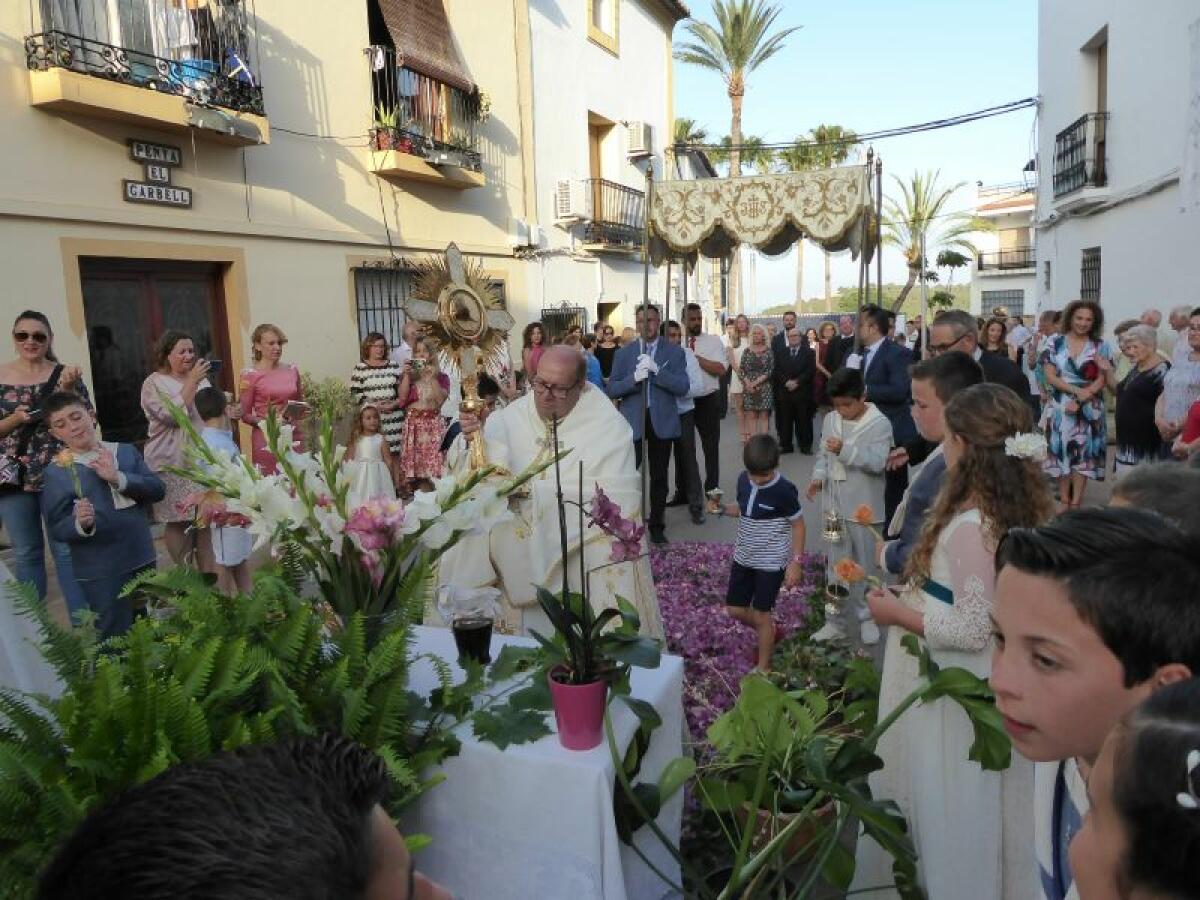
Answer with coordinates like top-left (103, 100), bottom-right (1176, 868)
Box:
top-left (40, 392), bottom-right (165, 638)
top-left (607, 304), bottom-right (689, 543)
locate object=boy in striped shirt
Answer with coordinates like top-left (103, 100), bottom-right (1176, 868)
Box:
top-left (708, 434), bottom-right (805, 673)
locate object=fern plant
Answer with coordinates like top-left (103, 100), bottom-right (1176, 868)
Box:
top-left (0, 569), bottom-right (454, 898)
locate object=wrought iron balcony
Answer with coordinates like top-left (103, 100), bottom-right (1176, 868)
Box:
top-left (582, 178), bottom-right (645, 248)
top-left (24, 0), bottom-right (263, 116)
top-left (368, 46), bottom-right (482, 173)
top-left (978, 248), bottom-right (1035, 271)
top-left (1053, 113), bottom-right (1108, 198)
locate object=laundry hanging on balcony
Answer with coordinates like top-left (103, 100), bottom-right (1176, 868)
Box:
top-left (649, 164), bottom-right (877, 266)
top-left (375, 0), bottom-right (475, 93)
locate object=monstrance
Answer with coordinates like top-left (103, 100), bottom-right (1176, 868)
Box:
top-left (402, 243), bottom-right (515, 470)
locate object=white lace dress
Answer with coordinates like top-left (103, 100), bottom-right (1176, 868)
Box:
top-left (852, 509), bottom-right (1035, 900)
top-left (346, 434), bottom-right (396, 509)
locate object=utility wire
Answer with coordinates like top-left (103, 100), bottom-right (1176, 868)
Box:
top-left (685, 97), bottom-right (1038, 152)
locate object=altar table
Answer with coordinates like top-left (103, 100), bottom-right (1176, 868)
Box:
top-left (404, 625), bottom-right (685, 900)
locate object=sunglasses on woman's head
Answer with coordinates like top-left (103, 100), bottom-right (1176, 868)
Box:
top-left (13, 331), bottom-right (48, 344)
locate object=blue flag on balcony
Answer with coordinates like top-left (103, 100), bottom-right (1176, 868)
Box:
top-left (225, 48), bottom-right (255, 87)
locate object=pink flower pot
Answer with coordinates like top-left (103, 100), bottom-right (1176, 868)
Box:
top-left (548, 666), bottom-right (607, 751)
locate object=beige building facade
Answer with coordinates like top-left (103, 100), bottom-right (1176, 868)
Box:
top-left (0, 0), bottom-right (591, 443)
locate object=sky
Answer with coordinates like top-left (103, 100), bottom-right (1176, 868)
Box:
top-left (671, 0), bottom-right (1038, 311)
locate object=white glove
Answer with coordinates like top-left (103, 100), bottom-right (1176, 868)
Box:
top-left (637, 354), bottom-right (659, 375)
top-left (634, 362), bottom-right (649, 383)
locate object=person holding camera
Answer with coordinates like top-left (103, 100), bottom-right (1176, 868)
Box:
top-left (140, 330), bottom-right (212, 566)
top-left (0, 310), bottom-right (89, 619)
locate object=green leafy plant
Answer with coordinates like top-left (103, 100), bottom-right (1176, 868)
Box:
top-left (613, 636), bottom-right (1012, 899)
top-left (0, 571), bottom-right (460, 897)
top-left (373, 103), bottom-right (398, 130)
top-left (299, 370), bottom-right (356, 443)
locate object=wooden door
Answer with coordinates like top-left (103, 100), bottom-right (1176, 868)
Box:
top-left (80, 259), bottom-right (229, 443)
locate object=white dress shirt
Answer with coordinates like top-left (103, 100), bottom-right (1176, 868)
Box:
top-left (676, 347), bottom-right (705, 414)
top-left (862, 337), bottom-right (886, 374)
top-left (687, 333), bottom-right (726, 396)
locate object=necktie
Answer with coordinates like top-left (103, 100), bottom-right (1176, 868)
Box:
top-left (791, 347), bottom-right (797, 358)
top-left (688, 336), bottom-right (696, 351)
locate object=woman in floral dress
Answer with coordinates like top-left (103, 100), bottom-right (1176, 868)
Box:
top-left (1039, 299), bottom-right (1113, 510)
top-left (738, 324), bottom-right (774, 439)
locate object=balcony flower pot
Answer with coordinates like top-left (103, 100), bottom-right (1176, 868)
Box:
top-left (395, 135), bottom-right (415, 155)
top-left (371, 128), bottom-right (394, 152)
top-left (548, 664), bottom-right (607, 751)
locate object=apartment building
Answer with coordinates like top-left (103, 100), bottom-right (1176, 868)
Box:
top-left (1035, 0), bottom-right (1200, 329)
top-left (970, 179), bottom-right (1036, 318)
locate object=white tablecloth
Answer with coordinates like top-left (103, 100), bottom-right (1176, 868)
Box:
top-left (404, 625), bottom-right (685, 900)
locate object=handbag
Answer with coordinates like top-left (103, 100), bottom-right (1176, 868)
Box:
top-left (0, 364), bottom-right (65, 491)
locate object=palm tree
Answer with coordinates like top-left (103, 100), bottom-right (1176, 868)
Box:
top-left (778, 138), bottom-right (818, 310)
top-left (883, 170), bottom-right (989, 312)
top-left (675, 0), bottom-right (800, 313)
top-left (779, 126), bottom-right (859, 312)
top-left (671, 118), bottom-right (709, 177)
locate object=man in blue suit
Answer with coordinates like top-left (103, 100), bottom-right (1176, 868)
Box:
top-left (607, 304), bottom-right (690, 544)
top-left (854, 305), bottom-right (916, 530)
top-left (40, 391), bottom-right (164, 638)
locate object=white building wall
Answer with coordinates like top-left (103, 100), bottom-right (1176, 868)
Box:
top-left (970, 205), bottom-right (1036, 316)
top-left (525, 0), bottom-right (676, 330)
top-left (1035, 0), bottom-right (1200, 332)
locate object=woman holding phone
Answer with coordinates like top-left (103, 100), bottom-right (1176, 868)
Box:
top-left (239, 323), bottom-right (305, 474)
top-left (141, 330), bottom-right (212, 565)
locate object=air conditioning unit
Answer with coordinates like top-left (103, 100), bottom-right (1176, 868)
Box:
top-left (626, 121), bottom-right (653, 158)
top-left (555, 178), bottom-right (590, 221)
top-left (509, 218), bottom-right (531, 248)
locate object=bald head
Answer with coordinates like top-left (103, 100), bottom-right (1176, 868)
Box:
top-left (532, 346), bottom-right (587, 421)
top-left (1141, 309), bottom-right (1163, 328)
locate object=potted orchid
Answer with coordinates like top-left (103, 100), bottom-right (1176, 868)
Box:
top-left (529, 418), bottom-right (661, 751)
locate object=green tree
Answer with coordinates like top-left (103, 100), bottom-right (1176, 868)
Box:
top-left (883, 170), bottom-right (988, 312)
top-left (777, 125), bottom-right (858, 313)
top-left (675, 0), bottom-right (800, 313)
top-left (671, 118), bottom-right (709, 177)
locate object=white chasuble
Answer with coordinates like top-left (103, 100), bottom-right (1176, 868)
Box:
top-left (436, 385), bottom-right (663, 638)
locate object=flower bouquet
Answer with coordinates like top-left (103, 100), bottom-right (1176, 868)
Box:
top-left (165, 402), bottom-right (549, 643)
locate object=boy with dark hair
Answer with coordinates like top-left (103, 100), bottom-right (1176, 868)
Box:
top-left (990, 507), bottom-right (1200, 900)
top-left (879, 351), bottom-right (983, 575)
top-left (1109, 462), bottom-right (1200, 536)
top-left (39, 391), bottom-right (164, 639)
top-left (37, 733), bottom-right (451, 900)
top-left (806, 367), bottom-right (892, 646)
top-left (709, 434), bottom-right (805, 672)
top-left (194, 386), bottom-right (252, 595)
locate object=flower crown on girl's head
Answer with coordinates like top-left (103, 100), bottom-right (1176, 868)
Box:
top-left (1176, 749), bottom-right (1200, 810)
top-left (1004, 432), bottom-right (1048, 462)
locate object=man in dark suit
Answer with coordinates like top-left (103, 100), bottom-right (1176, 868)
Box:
top-left (774, 326), bottom-right (816, 453)
top-left (825, 314), bottom-right (858, 373)
top-left (926, 309), bottom-right (1030, 400)
top-left (770, 310), bottom-right (804, 448)
top-left (856, 305), bottom-right (915, 529)
top-left (607, 304), bottom-right (690, 545)
top-left (770, 309), bottom-right (799, 358)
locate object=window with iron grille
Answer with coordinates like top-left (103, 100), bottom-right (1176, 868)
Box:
top-left (353, 266), bottom-right (508, 348)
top-left (1080, 247), bottom-right (1101, 302)
top-left (539, 305), bottom-right (589, 340)
top-left (354, 266), bottom-right (413, 348)
top-left (981, 290), bottom-right (1025, 317)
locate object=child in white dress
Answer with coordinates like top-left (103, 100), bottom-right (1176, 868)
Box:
top-left (345, 404), bottom-right (396, 509)
top-left (195, 388), bottom-right (252, 596)
top-left (859, 384), bottom-right (1055, 900)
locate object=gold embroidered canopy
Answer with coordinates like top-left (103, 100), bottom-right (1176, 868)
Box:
top-left (649, 164), bottom-right (877, 265)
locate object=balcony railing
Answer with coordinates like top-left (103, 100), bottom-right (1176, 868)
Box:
top-left (583, 178), bottom-right (645, 246)
top-left (1053, 113), bottom-right (1108, 198)
top-left (978, 248), bottom-right (1035, 271)
top-left (25, 0), bottom-right (263, 116)
top-left (367, 46), bottom-right (482, 173)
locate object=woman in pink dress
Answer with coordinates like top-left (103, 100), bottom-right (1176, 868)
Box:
top-left (521, 322), bottom-right (545, 382)
top-left (239, 324), bottom-right (305, 474)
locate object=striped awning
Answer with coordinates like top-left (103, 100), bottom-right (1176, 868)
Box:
top-left (377, 0), bottom-right (474, 93)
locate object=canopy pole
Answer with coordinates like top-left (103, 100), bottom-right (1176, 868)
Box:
top-left (639, 165), bottom-right (654, 524)
top-left (854, 156), bottom-right (872, 355)
top-left (919, 228), bottom-right (929, 360)
top-left (875, 153), bottom-right (884, 307)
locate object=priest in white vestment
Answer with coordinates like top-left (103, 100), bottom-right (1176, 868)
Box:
top-left (437, 347), bottom-right (662, 637)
